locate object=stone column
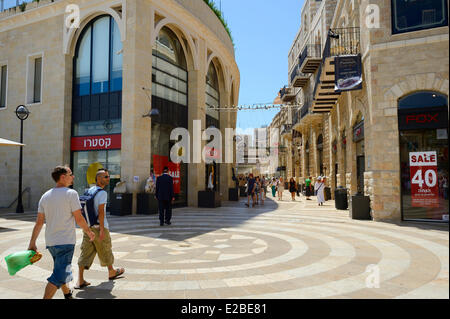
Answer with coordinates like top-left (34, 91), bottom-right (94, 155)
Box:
top-left (121, 0), bottom-right (153, 214)
top-left (187, 39), bottom-right (207, 207)
top-left (219, 87), bottom-right (232, 200)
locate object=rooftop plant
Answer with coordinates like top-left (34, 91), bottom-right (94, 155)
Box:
top-left (203, 0), bottom-right (234, 48)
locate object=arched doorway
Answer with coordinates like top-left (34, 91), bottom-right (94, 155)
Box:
top-left (151, 26), bottom-right (189, 207)
top-left (398, 91), bottom-right (449, 222)
top-left (71, 15), bottom-right (123, 199)
top-left (317, 134), bottom-right (324, 175)
top-left (352, 113), bottom-right (365, 194)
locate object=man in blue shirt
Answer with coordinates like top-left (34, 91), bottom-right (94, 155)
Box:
top-left (76, 169), bottom-right (125, 289)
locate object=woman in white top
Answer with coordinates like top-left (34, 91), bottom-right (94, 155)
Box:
top-left (314, 176), bottom-right (325, 206)
top-left (277, 177), bottom-right (284, 201)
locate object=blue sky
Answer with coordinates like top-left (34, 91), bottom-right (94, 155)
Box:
top-left (214, 0), bottom-right (304, 132)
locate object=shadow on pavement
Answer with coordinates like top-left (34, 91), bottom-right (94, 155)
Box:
top-left (74, 280), bottom-right (118, 299)
top-left (104, 195), bottom-right (281, 242)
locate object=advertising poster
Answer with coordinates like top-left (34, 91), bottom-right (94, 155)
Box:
top-left (168, 162), bottom-right (181, 194)
top-left (409, 151), bottom-right (439, 208)
top-left (153, 155), bottom-right (180, 194)
top-left (334, 54), bottom-right (363, 92)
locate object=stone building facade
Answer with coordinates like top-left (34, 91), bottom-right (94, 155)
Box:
top-left (280, 0), bottom-right (448, 222)
top-left (0, 0), bottom-right (240, 213)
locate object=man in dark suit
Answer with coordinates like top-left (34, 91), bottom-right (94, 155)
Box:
top-left (155, 166), bottom-right (175, 226)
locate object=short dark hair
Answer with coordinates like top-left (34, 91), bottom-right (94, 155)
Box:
top-left (51, 166), bottom-right (69, 183)
top-left (163, 166), bottom-right (169, 172)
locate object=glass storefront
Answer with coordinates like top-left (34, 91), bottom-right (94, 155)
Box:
top-left (71, 15), bottom-right (123, 198)
top-left (72, 150), bottom-right (121, 200)
top-left (151, 26), bottom-right (189, 206)
top-left (398, 91), bottom-right (449, 222)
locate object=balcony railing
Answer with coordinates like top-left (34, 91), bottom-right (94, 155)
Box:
top-left (279, 86), bottom-right (296, 102)
top-left (281, 124), bottom-right (293, 136)
top-left (325, 27), bottom-right (361, 58)
top-left (290, 65), bottom-right (310, 88)
top-left (300, 96), bottom-right (313, 120)
top-left (299, 44), bottom-right (322, 73)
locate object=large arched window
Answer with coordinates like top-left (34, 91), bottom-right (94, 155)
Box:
top-left (152, 27), bottom-right (188, 107)
top-left (206, 62), bottom-right (220, 128)
top-left (74, 15), bottom-right (123, 96)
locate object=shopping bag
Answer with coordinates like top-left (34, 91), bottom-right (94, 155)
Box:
top-left (4, 250), bottom-right (42, 276)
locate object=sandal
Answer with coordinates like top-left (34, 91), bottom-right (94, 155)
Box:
top-left (74, 281), bottom-right (91, 289)
top-left (109, 268), bottom-right (125, 280)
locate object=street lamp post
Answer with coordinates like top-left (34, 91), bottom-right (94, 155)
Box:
top-left (15, 105), bottom-right (30, 214)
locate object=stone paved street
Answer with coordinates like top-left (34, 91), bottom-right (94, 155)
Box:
top-left (0, 191), bottom-right (448, 299)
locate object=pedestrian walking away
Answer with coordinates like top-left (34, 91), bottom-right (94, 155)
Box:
top-left (76, 169), bottom-right (125, 289)
top-left (277, 177), bottom-right (284, 201)
top-left (245, 173), bottom-right (256, 207)
top-left (314, 176), bottom-right (325, 206)
top-left (270, 178), bottom-right (277, 198)
top-left (155, 166), bottom-right (175, 226)
top-left (289, 178), bottom-right (297, 201)
top-left (305, 176), bottom-right (312, 200)
top-left (27, 165), bottom-right (96, 299)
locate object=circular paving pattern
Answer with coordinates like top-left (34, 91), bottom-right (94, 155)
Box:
top-left (0, 196), bottom-right (448, 299)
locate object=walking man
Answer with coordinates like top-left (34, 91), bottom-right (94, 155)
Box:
top-left (27, 165), bottom-right (95, 299)
top-left (245, 173), bottom-right (256, 207)
top-left (155, 166), bottom-right (175, 226)
top-left (76, 169), bottom-right (125, 289)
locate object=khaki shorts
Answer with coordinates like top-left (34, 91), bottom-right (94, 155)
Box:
top-left (78, 227), bottom-right (114, 269)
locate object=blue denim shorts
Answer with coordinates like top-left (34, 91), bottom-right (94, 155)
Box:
top-left (46, 245), bottom-right (75, 289)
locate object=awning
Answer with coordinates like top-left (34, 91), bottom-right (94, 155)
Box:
top-left (0, 138), bottom-right (25, 147)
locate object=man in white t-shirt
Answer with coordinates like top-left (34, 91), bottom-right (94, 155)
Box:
top-left (28, 166), bottom-right (95, 299)
top-left (76, 169), bottom-right (125, 289)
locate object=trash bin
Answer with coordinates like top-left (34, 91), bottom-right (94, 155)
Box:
top-left (136, 193), bottom-right (158, 215)
top-left (335, 187), bottom-right (348, 210)
top-left (324, 187), bottom-right (331, 201)
top-left (229, 188), bottom-right (239, 201)
top-left (110, 193), bottom-right (132, 216)
top-left (349, 194), bottom-right (371, 220)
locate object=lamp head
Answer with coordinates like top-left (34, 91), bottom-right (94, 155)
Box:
top-left (142, 108), bottom-right (160, 118)
top-left (15, 105), bottom-right (30, 121)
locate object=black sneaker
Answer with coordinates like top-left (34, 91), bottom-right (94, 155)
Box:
top-left (160, 223), bottom-right (164, 226)
top-left (165, 221), bottom-right (171, 225)
top-left (64, 291), bottom-right (74, 299)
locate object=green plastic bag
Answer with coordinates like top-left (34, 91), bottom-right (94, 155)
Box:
top-left (4, 250), bottom-right (38, 276)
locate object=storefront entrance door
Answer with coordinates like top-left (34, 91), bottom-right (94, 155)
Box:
top-left (400, 129), bottom-right (449, 221)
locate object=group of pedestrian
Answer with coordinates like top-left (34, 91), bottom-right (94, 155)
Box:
top-left (28, 165), bottom-right (125, 299)
top-left (244, 174), bottom-right (267, 207)
top-left (265, 175), bottom-right (327, 206)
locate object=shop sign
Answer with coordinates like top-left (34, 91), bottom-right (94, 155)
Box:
top-left (71, 134), bottom-right (121, 151)
top-left (353, 121), bottom-right (364, 142)
top-left (409, 151), bottom-right (439, 208)
top-left (334, 54), bottom-right (363, 92)
top-left (398, 107), bottom-right (448, 131)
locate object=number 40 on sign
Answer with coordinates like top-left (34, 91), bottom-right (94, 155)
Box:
top-left (409, 151), bottom-right (439, 208)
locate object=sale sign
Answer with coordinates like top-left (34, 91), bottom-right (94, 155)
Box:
top-left (409, 151), bottom-right (439, 208)
top-left (153, 155), bottom-right (181, 194)
top-left (168, 162), bottom-right (181, 194)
